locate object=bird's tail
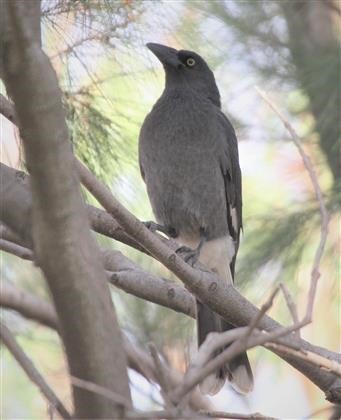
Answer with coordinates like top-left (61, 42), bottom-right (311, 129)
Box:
top-left (197, 301), bottom-right (254, 395)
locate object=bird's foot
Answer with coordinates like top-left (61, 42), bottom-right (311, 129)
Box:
top-left (143, 221), bottom-right (176, 237)
top-left (144, 221), bottom-right (166, 234)
top-left (176, 245), bottom-right (200, 266)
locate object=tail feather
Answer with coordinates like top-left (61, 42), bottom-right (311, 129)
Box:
top-left (197, 302), bottom-right (253, 395)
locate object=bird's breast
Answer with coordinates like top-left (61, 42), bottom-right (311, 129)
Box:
top-left (139, 94), bottom-right (227, 238)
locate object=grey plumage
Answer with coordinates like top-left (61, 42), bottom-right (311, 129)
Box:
top-left (139, 43), bottom-right (253, 395)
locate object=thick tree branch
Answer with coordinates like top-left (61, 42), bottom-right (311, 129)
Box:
top-left (1, 1), bottom-right (131, 417)
top-left (1, 158), bottom-right (340, 402)
top-left (0, 231), bottom-right (196, 318)
top-left (76, 160), bottom-right (341, 402)
top-left (0, 321), bottom-right (71, 419)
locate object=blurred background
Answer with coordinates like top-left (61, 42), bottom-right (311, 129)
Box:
top-left (1, 0), bottom-right (340, 418)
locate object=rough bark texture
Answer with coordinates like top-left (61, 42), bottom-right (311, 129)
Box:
top-left (1, 1), bottom-right (131, 417)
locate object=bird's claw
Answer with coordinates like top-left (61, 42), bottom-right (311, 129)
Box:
top-left (143, 221), bottom-right (176, 238)
top-left (143, 221), bottom-right (162, 233)
top-left (176, 245), bottom-right (199, 266)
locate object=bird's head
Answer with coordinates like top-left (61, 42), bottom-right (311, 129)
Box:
top-left (147, 43), bottom-right (221, 108)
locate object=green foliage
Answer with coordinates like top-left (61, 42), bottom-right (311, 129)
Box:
top-left (64, 90), bottom-right (124, 182)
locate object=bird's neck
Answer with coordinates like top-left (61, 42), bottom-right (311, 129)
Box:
top-left (164, 77), bottom-right (221, 108)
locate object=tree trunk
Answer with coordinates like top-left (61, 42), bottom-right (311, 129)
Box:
top-left (1, 1), bottom-right (131, 417)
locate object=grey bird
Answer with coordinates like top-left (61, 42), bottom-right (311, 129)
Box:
top-left (139, 43), bottom-right (253, 395)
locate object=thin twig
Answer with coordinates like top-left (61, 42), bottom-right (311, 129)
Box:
top-left (199, 410), bottom-right (277, 419)
top-left (279, 282), bottom-right (300, 338)
top-left (265, 343), bottom-right (341, 377)
top-left (0, 238), bottom-right (33, 260)
top-left (70, 376), bottom-right (132, 409)
top-left (256, 87), bottom-right (330, 324)
top-left (0, 322), bottom-right (71, 419)
top-left (0, 93), bottom-right (18, 124)
top-left (170, 286), bottom-right (281, 405)
top-left (148, 343), bottom-right (172, 397)
top-left (124, 409), bottom-right (275, 419)
top-left (246, 285), bottom-right (280, 336)
top-left (0, 223), bottom-right (23, 245)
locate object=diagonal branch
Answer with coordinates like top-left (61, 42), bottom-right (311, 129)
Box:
top-left (76, 159), bottom-right (341, 403)
top-left (1, 157), bottom-right (340, 402)
top-left (256, 87), bottom-right (330, 324)
top-left (0, 282), bottom-right (212, 411)
top-left (0, 321), bottom-right (71, 419)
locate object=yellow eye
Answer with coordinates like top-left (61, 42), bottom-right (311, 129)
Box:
top-left (186, 57), bottom-right (196, 67)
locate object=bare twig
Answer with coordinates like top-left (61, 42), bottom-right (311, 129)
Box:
top-left (0, 93), bottom-right (18, 124)
top-left (0, 283), bottom-right (212, 411)
top-left (148, 343), bottom-right (172, 397)
top-left (279, 283), bottom-right (300, 338)
top-left (124, 409), bottom-right (199, 419)
top-left (70, 376), bottom-right (132, 409)
top-left (256, 87), bottom-right (330, 324)
top-left (1, 281), bottom-right (59, 330)
top-left (0, 321), bottom-right (71, 419)
top-left (171, 286), bottom-right (281, 405)
top-left (246, 285), bottom-right (280, 336)
top-left (199, 410), bottom-right (277, 419)
top-left (190, 327), bottom-right (248, 372)
top-left (0, 223), bottom-right (23, 245)
top-left (124, 409), bottom-right (275, 419)
top-left (0, 238), bottom-right (33, 260)
top-left (265, 343), bottom-right (341, 377)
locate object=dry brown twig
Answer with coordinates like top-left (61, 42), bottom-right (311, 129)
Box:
top-left (0, 282), bottom-right (212, 412)
top-left (0, 321), bottom-right (71, 419)
top-left (279, 282), bottom-right (300, 338)
top-left (0, 238), bottom-right (33, 260)
top-left (256, 87), bottom-right (330, 325)
top-left (148, 343), bottom-right (175, 409)
top-left (170, 286), bottom-right (283, 405)
top-left (264, 343), bottom-right (341, 378)
top-left (70, 376), bottom-right (132, 410)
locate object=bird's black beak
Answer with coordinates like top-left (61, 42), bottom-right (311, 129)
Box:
top-left (146, 43), bottom-right (183, 69)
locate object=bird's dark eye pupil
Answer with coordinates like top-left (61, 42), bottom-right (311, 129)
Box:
top-left (186, 58), bottom-right (195, 67)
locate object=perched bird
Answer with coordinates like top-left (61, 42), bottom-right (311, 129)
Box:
top-left (139, 43), bottom-right (253, 395)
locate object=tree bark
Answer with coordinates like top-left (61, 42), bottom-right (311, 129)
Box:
top-left (1, 1), bottom-right (131, 417)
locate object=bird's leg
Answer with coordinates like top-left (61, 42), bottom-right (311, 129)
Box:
top-left (176, 230), bottom-right (207, 266)
top-left (143, 221), bottom-right (176, 238)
